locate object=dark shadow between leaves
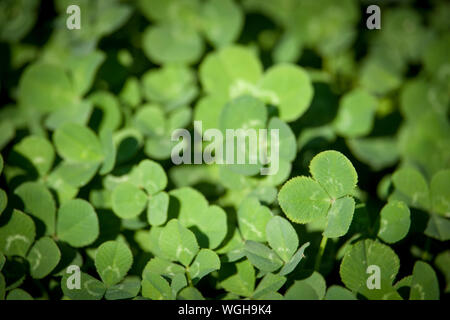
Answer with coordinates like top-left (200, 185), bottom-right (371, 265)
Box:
top-left (189, 225), bottom-right (209, 249)
top-left (167, 194), bottom-right (180, 221)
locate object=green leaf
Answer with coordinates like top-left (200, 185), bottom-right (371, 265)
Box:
top-left (188, 249), bottom-right (220, 283)
top-left (0, 189), bottom-right (6, 216)
top-left (265, 216), bottom-right (298, 262)
top-left (309, 150), bottom-right (358, 199)
top-left (278, 177), bottom-right (329, 223)
top-left (57, 199), bottom-right (99, 248)
top-left (27, 237), bottom-right (60, 279)
top-left (69, 51), bottom-right (105, 96)
top-left (147, 191), bottom-right (169, 226)
top-left (6, 288), bottom-right (33, 300)
top-left (141, 272), bottom-right (172, 300)
top-left (0, 253), bottom-right (5, 271)
top-left (14, 181), bottom-right (56, 236)
top-left (237, 197), bottom-right (273, 242)
top-left (200, 45), bottom-right (263, 95)
top-left (170, 188), bottom-right (227, 249)
top-left (244, 240), bottom-right (283, 272)
top-left (168, 106), bottom-right (192, 132)
top-left (219, 259), bottom-right (255, 297)
top-left (61, 272), bottom-right (105, 300)
top-left (53, 123), bottom-right (104, 164)
top-left (171, 273), bottom-right (187, 299)
top-left (159, 219), bottom-right (199, 267)
top-left (286, 271), bottom-right (327, 300)
top-left (0, 209), bottom-right (35, 257)
top-left (201, 0), bottom-right (243, 47)
top-left (333, 88), bottom-right (378, 138)
top-left (273, 31), bottom-right (302, 63)
top-left (399, 79), bottom-right (447, 122)
top-left (46, 173), bottom-right (78, 205)
top-left (219, 95), bottom-right (267, 175)
top-left (88, 91), bottom-right (122, 135)
top-left (285, 281), bottom-right (319, 300)
top-left (347, 137), bottom-right (399, 171)
top-left (430, 169), bottom-right (450, 217)
top-left (278, 242), bottom-right (310, 276)
top-left (18, 63), bottom-right (76, 113)
top-left (267, 117), bottom-right (296, 162)
top-left (137, 0), bottom-right (200, 24)
top-left (259, 64), bottom-right (313, 122)
top-left (48, 161), bottom-right (99, 188)
top-left (142, 24), bottom-right (203, 65)
top-left (397, 112), bottom-right (450, 179)
top-left (391, 166), bottom-right (430, 210)
top-left (323, 196), bottom-right (355, 238)
top-left (178, 287), bottom-right (205, 300)
top-left (435, 251), bottom-right (450, 293)
top-left (424, 214), bottom-right (450, 241)
top-left (94, 3), bottom-right (132, 36)
top-left (360, 60), bottom-right (401, 95)
top-left (409, 261), bottom-right (439, 300)
top-left (378, 201), bottom-right (411, 243)
top-left (129, 160), bottom-right (167, 195)
top-left (220, 95), bottom-right (267, 132)
top-left (105, 276), bottom-right (141, 300)
top-left (120, 77), bottom-right (141, 108)
top-left (340, 239), bottom-right (401, 300)
top-left (252, 273), bottom-right (286, 299)
top-left (95, 240), bottom-right (133, 287)
top-left (133, 104), bottom-right (166, 137)
top-left (10, 135), bottom-right (54, 176)
top-left (324, 285), bottom-right (356, 300)
top-left (143, 257), bottom-right (185, 280)
top-left (111, 182), bottom-right (148, 219)
top-left (144, 135), bottom-right (176, 160)
top-left (0, 154), bottom-right (3, 174)
top-left (194, 94), bottom-right (228, 131)
top-left (99, 129), bottom-right (116, 175)
top-left (141, 65), bottom-right (198, 110)
top-left (44, 100), bottom-right (92, 131)
top-left (0, 121), bottom-right (15, 152)
top-left (0, 273), bottom-right (5, 300)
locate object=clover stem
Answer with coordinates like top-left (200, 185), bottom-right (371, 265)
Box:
top-left (186, 267), bottom-right (193, 287)
top-left (422, 237), bottom-right (431, 260)
top-left (314, 235), bottom-right (328, 271)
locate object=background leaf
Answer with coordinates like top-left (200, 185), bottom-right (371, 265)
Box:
top-left (95, 240), bottom-right (133, 287)
top-left (57, 199), bottom-right (99, 248)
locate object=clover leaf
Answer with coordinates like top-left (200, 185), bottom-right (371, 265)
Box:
top-left (409, 261), bottom-right (439, 300)
top-left (340, 239), bottom-right (401, 300)
top-left (279, 150), bottom-right (357, 238)
top-left (159, 219), bottom-right (199, 267)
top-left (188, 249), bottom-right (220, 283)
top-left (56, 199), bottom-right (99, 247)
top-left (377, 201), bottom-right (411, 244)
top-left (14, 182), bottom-right (56, 236)
top-left (53, 123), bottom-right (104, 164)
top-left (0, 209), bottom-right (35, 257)
top-left (27, 237), bottom-right (61, 279)
top-left (95, 240), bottom-right (133, 287)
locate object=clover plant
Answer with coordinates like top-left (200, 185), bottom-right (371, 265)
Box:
top-left (0, 0), bottom-right (448, 302)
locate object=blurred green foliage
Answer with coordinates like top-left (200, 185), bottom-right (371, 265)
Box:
top-left (0, 0), bottom-right (448, 300)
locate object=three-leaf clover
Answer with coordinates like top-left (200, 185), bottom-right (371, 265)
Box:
top-left (278, 150), bottom-right (358, 238)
